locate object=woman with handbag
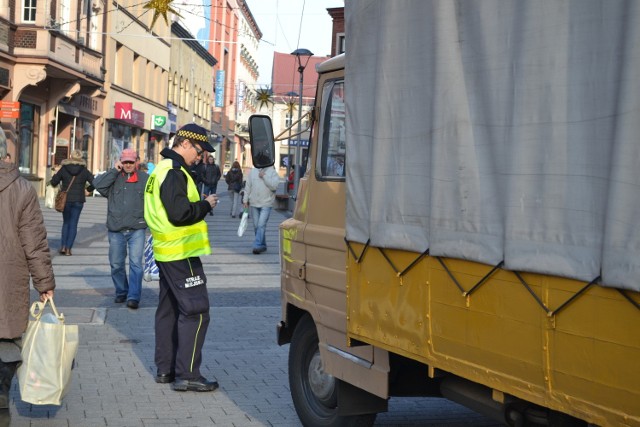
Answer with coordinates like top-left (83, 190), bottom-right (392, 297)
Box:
top-left (50, 149), bottom-right (95, 256)
top-left (225, 161), bottom-right (243, 218)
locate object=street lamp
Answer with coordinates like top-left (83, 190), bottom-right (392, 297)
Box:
top-left (284, 90), bottom-right (298, 190)
top-left (290, 48), bottom-right (313, 201)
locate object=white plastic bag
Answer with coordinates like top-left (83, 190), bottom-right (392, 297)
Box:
top-left (238, 209), bottom-right (249, 237)
top-left (143, 234), bottom-right (160, 281)
top-left (44, 183), bottom-right (58, 209)
top-left (17, 298), bottom-right (79, 405)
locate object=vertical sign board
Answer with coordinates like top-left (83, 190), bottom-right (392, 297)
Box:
top-left (215, 70), bottom-right (225, 107)
top-left (237, 81), bottom-right (245, 112)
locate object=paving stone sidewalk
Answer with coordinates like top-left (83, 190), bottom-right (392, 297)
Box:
top-left (4, 195), bottom-right (499, 426)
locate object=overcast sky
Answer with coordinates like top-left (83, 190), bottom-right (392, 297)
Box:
top-left (244, 0), bottom-right (344, 87)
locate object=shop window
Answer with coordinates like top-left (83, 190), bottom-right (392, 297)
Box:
top-left (107, 121), bottom-right (133, 168)
top-left (18, 103), bottom-right (40, 175)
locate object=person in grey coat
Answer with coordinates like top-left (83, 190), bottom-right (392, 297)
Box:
top-left (93, 148), bottom-right (149, 309)
top-left (0, 132), bottom-right (55, 413)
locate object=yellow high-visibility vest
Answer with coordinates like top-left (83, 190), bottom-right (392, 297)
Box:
top-left (144, 158), bottom-right (211, 261)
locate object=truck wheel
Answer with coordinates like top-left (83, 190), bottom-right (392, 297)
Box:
top-left (289, 315), bottom-right (376, 427)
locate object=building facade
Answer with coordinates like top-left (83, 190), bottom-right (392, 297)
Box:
top-left (101, 0), bottom-right (171, 171)
top-left (0, 0), bottom-right (262, 193)
top-left (207, 0), bottom-right (239, 171)
top-left (169, 22), bottom-right (216, 148)
top-left (0, 0), bottom-right (105, 194)
top-left (232, 0), bottom-right (260, 172)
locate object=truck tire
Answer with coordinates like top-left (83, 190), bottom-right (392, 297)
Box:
top-left (289, 314), bottom-right (377, 427)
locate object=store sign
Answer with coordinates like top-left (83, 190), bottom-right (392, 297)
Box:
top-left (74, 95), bottom-right (101, 115)
top-left (151, 115), bottom-right (170, 133)
top-left (167, 102), bottom-right (177, 133)
top-left (114, 102), bottom-right (145, 128)
top-left (0, 101), bottom-right (20, 119)
top-left (115, 102), bottom-right (132, 120)
top-left (153, 115), bottom-right (166, 127)
top-left (215, 70), bottom-right (225, 107)
top-left (237, 81), bottom-right (245, 112)
top-left (288, 139), bottom-right (309, 147)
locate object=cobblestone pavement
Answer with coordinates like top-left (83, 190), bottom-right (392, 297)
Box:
top-left (4, 194), bottom-right (500, 426)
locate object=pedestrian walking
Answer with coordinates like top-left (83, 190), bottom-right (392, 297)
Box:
top-left (191, 156), bottom-right (206, 196)
top-left (93, 148), bottom-right (149, 309)
top-left (201, 154), bottom-right (221, 215)
top-left (225, 161), bottom-right (243, 218)
top-left (144, 123), bottom-right (220, 392)
top-left (50, 149), bottom-right (94, 256)
top-left (0, 133), bottom-right (55, 415)
top-left (243, 163), bottom-right (279, 254)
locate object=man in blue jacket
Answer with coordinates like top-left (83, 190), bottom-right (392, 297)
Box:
top-left (94, 148), bottom-right (149, 309)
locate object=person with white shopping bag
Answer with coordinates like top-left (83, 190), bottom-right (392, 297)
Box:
top-left (242, 161), bottom-right (279, 254)
top-left (0, 133), bottom-right (56, 411)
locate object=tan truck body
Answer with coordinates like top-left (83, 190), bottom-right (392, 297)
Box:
top-left (273, 54), bottom-right (640, 427)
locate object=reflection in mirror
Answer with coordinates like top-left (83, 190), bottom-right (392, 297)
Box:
top-left (248, 115), bottom-right (275, 168)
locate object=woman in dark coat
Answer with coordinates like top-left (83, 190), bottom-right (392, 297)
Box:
top-left (50, 149), bottom-right (95, 256)
top-left (225, 161), bottom-right (244, 218)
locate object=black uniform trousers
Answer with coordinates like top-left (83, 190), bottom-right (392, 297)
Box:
top-left (155, 257), bottom-right (210, 380)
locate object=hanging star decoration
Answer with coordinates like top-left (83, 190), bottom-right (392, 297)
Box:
top-left (284, 100), bottom-right (297, 115)
top-left (255, 87), bottom-right (274, 111)
top-left (143, 0), bottom-right (182, 30)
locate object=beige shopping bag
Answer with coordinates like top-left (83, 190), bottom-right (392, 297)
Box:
top-left (17, 298), bottom-right (79, 405)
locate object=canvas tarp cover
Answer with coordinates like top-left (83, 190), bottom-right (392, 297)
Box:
top-left (345, 0), bottom-right (640, 292)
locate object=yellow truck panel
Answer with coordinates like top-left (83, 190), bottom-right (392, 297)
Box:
top-left (346, 242), bottom-right (640, 425)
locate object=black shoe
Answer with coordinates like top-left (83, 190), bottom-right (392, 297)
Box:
top-left (252, 248), bottom-right (260, 254)
top-left (172, 377), bottom-right (219, 392)
top-left (59, 246), bottom-right (67, 255)
top-left (155, 371), bottom-right (175, 384)
top-left (126, 300), bottom-right (139, 309)
top-left (114, 296), bottom-right (126, 303)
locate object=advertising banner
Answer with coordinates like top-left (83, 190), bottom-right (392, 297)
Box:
top-left (215, 70), bottom-right (225, 107)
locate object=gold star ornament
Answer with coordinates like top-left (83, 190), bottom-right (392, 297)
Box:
top-left (255, 87), bottom-right (273, 111)
top-left (143, 0), bottom-right (182, 30)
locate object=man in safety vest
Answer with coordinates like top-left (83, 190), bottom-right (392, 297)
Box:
top-left (144, 123), bottom-right (219, 392)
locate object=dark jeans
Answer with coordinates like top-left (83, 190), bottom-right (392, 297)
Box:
top-left (202, 183), bottom-right (218, 196)
top-left (61, 201), bottom-right (84, 249)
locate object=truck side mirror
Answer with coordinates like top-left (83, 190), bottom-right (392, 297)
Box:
top-left (248, 114), bottom-right (276, 168)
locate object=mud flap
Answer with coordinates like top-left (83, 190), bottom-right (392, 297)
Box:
top-left (337, 378), bottom-right (388, 416)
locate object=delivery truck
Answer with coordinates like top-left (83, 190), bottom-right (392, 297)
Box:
top-left (248, 1), bottom-right (640, 426)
